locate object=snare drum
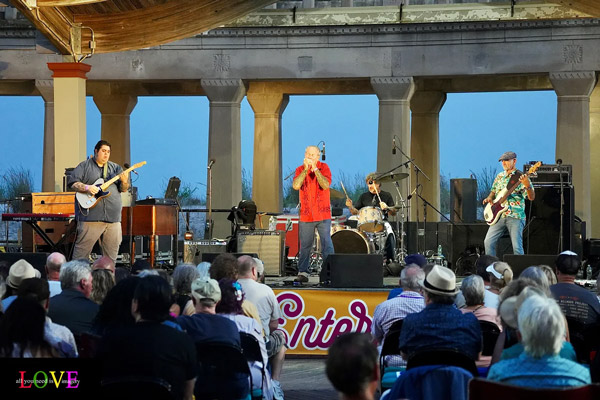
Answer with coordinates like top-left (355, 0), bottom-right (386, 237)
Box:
top-left (357, 206), bottom-right (384, 233)
top-left (331, 229), bottom-right (375, 254)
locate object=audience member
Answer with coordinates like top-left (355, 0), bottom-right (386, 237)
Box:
top-left (550, 251), bottom-right (600, 326)
top-left (519, 266), bottom-right (550, 292)
top-left (176, 278), bottom-right (248, 400)
top-left (372, 264), bottom-right (425, 346)
top-left (459, 254), bottom-right (500, 309)
top-left (488, 294), bottom-right (590, 387)
top-left (90, 268), bottom-right (115, 305)
top-left (45, 252), bottom-right (66, 297)
top-left (0, 260), bottom-right (10, 281)
top-left (398, 265), bottom-right (481, 362)
top-left (460, 274), bottom-right (501, 329)
top-left (326, 332), bottom-right (379, 400)
top-left (0, 297), bottom-right (59, 357)
top-left (17, 278), bottom-right (77, 357)
top-left (171, 264), bottom-right (199, 317)
top-left (253, 257), bottom-right (266, 283)
top-left (131, 259), bottom-right (151, 275)
top-left (388, 257), bottom-right (425, 299)
top-left (209, 253), bottom-right (239, 281)
top-left (217, 278), bottom-right (274, 400)
top-left (98, 276), bottom-right (196, 400)
top-left (92, 255), bottom-right (116, 274)
top-left (486, 261), bottom-right (513, 305)
top-left (47, 260), bottom-right (99, 335)
top-left (237, 255), bottom-right (286, 399)
top-left (92, 277), bottom-right (140, 336)
top-left (2, 259), bottom-right (41, 310)
top-left (114, 266), bottom-right (131, 283)
top-left (196, 261), bottom-right (211, 281)
top-left (539, 264), bottom-right (557, 285)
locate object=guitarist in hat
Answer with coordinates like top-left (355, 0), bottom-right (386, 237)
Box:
top-left (68, 140), bottom-right (129, 262)
top-left (483, 151), bottom-right (535, 257)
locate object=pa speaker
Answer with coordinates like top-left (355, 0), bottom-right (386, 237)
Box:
top-left (503, 254), bottom-right (557, 278)
top-left (183, 240), bottom-right (227, 264)
top-left (450, 179), bottom-right (478, 223)
top-left (320, 254), bottom-right (383, 288)
top-left (525, 185), bottom-right (574, 254)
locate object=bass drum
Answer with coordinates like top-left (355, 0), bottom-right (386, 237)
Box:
top-left (331, 229), bottom-right (375, 254)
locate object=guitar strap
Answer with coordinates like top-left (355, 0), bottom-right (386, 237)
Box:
top-left (103, 163), bottom-right (108, 180)
top-left (507, 170), bottom-right (522, 190)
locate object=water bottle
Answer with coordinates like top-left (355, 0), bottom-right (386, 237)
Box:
top-left (586, 265), bottom-right (593, 281)
top-left (437, 244), bottom-right (443, 257)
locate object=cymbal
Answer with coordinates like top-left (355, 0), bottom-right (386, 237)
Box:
top-left (330, 188), bottom-right (345, 199)
top-left (376, 172), bottom-right (409, 183)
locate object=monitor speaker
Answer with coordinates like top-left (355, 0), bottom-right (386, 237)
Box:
top-left (320, 254), bottom-right (383, 288)
top-left (503, 254), bottom-right (557, 278)
top-left (237, 230), bottom-right (285, 276)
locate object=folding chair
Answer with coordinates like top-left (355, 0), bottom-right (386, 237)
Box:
top-left (195, 342), bottom-right (251, 400)
top-left (101, 375), bottom-right (173, 400)
top-left (240, 332), bottom-right (266, 400)
top-left (379, 319), bottom-right (404, 390)
top-left (407, 348), bottom-right (479, 377)
top-left (469, 378), bottom-right (600, 400)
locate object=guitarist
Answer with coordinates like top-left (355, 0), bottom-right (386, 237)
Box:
top-left (482, 151), bottom-right (535, 257)
top-left (68, 140), bottom-right (130, 262)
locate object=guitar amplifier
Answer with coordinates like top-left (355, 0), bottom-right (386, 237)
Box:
top-left (183, 240), bottom-right (227, 264)
top-left (237, 230), bottom-right (285, 276)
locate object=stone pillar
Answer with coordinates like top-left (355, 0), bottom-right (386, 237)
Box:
top-left (590, 86), bottom-right (600, 238)
top-left (550, 71), bottom-right (596, 237)
top-left (47, 63), bottom-right (90, 192)
top-left (410, 91), bottom-right (446, 221)
top-left (247, 83), bottom-right (289, 218)
top-left (201, 79), bottom-right (246, 239)
top-left (370, 77), bottom-right (415, 211)
top-left (36, 80), bottom-right (55, 192)
top-left (93, 95), bottom-right (138, 167)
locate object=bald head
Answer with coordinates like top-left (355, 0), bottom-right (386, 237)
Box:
top-left (237, 255), bottom-right (257, 280)
top-left (46, 252), bottom-right (66, 281)
top-left (92, 256), bottom-right (116, 274)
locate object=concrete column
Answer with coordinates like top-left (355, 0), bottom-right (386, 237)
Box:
top-left (341, 0), bottom-right (354, 7)
top-left (36, 79), bottom-right (55, 192)
top-left (47, 63), bottom-right (90, 192)
top-left (550, 71), bottom-right (596, 238)
top-left (201, 79), bottom-right (246, 239)
top-left (247, 83), bottom-right (289, 217)
top-left (93, 95), bottom-right (138, 167)
top-left (590, 86), bottom-right (600, 238)
top-left (370, 77), bottom-right (415, 211)
top-left (410, 91), bottom-right (447, 221)
top-left (302, 0), bottom-right (315, 8)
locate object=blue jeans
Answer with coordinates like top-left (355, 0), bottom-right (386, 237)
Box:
top-left (298, 219), bottom-right (334, 274)
top-left (484, 217), bottom-right (525, 256)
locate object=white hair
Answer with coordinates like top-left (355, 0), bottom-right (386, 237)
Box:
top-left (59, 260), bottom-right (92, 290)
top-left (400, 264), bottom-right (424, 291)
top-left (305, 145), bottom-right (321, 155)
top-left (137, 269), bottom-right (159, 278)
top-left (461, 275), bottom-right (485, 306)
top-left (518, 294), bottom-right (565, 358)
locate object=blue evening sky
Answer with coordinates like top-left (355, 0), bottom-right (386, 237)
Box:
top-left (0, 90), bottom-right (557, 199)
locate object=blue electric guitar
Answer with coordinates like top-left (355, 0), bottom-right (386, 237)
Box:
top-left (76, 161), bottom-right (146, 209)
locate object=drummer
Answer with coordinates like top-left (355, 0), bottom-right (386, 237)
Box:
top-left (345, 173), bottom-right (396, 262)
top-left (346, 172), bottom-right (396, 218)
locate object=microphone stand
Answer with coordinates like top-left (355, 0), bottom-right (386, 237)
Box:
top-left (206, 162), bottom-right (214, 239)
top-left (558, 162), bottom-right (565, 252)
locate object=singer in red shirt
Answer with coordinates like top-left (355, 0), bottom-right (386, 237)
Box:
top-left (292, 145), bottom-right (334, 283)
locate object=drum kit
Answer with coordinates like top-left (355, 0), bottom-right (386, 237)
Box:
top-left (309, 171), bottom-right (410, 273)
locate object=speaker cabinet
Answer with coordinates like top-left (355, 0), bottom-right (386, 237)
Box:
top-left (320, 254), bottom-right (383, 288)
top-left (237, 230), bottom-right (285, 276)
top-left (503, 254), bottom-right (557, 278)
top-left (183, 240), bottom-right (227, 264)
top-left (450, 179), bottom-right (478, 223)
top-left (525, 185), bottom-right (574, 255)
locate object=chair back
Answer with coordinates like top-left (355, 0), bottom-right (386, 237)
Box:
top-left (407, 349), bottom-right (478, 377)
top-left (565, 317), bottom-right (600, 364)
top-left (101, 375), bottom-right (173, 399)
top-left (381, 319), bottom-right (404, 359)
top-left (388, 365), bottom-right (473, 400)
top-left (469, 378), bottom-right (600, 400)
top-left (76, 332), bottom-right (102, 358)
top-left (240, 332), bottom-right (263, 363)
top-left (195, 342), bottom-right (251, 400)
top-left (479, 320), bottom-right (501, 356)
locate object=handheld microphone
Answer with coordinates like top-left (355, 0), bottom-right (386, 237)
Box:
top-left (322, 142), bottom-right (326, 161)
top-left (407, 185), bottom-right (419, 200)
top-left (556, 158), bottom-right (563, 165)
top-left (123, 163), bottom-right (138, 175)
top-left (207, 159), bottom-right (215, 169)
top-left (392, 138), bottom-right (396, 155)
